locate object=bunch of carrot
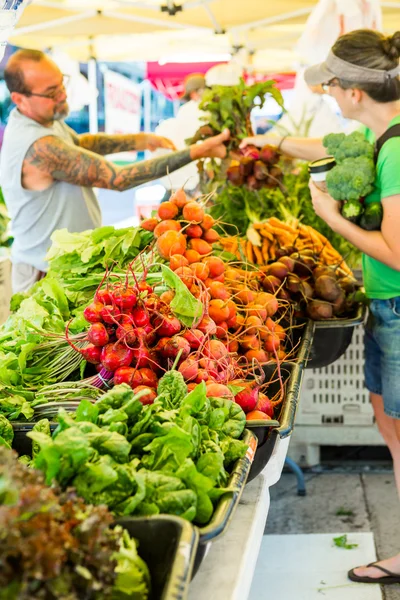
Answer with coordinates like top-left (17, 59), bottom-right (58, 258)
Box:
top-left (220, 217), bottom-right (353, 277)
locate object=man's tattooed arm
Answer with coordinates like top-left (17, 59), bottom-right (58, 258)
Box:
top-left (77, 133), bottom-right (150, 155)
top-left (24, 136), bottom-right (192, 191)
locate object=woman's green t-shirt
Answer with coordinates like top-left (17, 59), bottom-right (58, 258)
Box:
top-left (361, 114), bottom-right (400, 299)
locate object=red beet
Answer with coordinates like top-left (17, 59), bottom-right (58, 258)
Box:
top-left (234, 381), bottom-right (259, 413)
top-left (100, 305), bottom-right (122, 325)
top-left (159, 336), bottom-right (191, 360)
top-left (132, 346), bottom-right (152, 368)
top-left (81, 344), bottom-right (102, 365)
top-left (256, 392), bottom-right (274, 417)
top-left (100, 343), bottom-right (134, 372)
top-left (87, 322), bottom-right (109, 347)
top-left (239, 156), bottom-right (254, 177)
top-left (182, 328), bottom-right (205, 349)
top-left (114, 287), bottom-right (137, 311)
top-left (260, 144), bottom-right (280, 165)
top-left (154, 314), bottom-right (181, 337)
top-left (113, 366), bottom-right (135, 386)
top-left (253, 160), bottom-right (269, 180)
top-left (178, 358), bottom-right (199, 381)
top-left (95, 288), bottom-right (113, 305)
top-left (131, 306), bottom-right (150, 328)
top-left (83, 302), bottom-right (103, 324)
top-left (138, 367), bottom-right (158, 388)
top-left (134, 385), bottom-right (157, 405)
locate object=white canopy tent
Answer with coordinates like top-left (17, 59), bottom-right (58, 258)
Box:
top-left (7, 0), bottom-right (400, 70)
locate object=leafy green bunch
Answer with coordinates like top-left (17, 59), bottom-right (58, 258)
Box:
top-left (193, 78), bottom-right (284, 150)
top-left (323, 132), bottom-right (375, 201)
top-left (30, 374), bottom-right (248, 526)
top-left (0, 446), bottom-right (150, 600)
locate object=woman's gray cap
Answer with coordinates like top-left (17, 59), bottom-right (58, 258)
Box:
top-left (304, 50), bottom-right (400, 85)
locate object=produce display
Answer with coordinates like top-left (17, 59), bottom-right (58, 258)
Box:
top-left (0, 447), bottom-right (150, 600)
top-left (0, 108), bottom-right (367, 594)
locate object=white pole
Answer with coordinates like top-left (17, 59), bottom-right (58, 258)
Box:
top-left (88, 57), bottom-right (98, 134)
top-left (142, 79), bottom-right (151, 159)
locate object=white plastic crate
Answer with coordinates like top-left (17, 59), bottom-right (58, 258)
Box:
top-left (0, 255), bottom-right (11, 325)
top-left (297, 325), bottom-right (374, 426)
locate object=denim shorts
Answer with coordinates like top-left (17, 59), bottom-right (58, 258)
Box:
top-left (364, 296), bottom-right (400, 419)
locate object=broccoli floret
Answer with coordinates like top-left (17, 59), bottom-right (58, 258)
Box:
top-left (323, 131), bottom-right (374, 162)
top-left (326, 156), bottom-right (375, 201)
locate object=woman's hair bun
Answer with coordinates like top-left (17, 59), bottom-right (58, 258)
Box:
top-left (383, 32), bottom-right (400, 61)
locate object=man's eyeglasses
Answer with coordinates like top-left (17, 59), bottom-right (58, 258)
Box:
top-left (321, 79), bottom-right (340, 93)
top-left (22, 74), bottom-right (70, 101)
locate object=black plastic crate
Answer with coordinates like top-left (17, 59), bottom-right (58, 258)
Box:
top-left (307, 303), bottom-right (366, 369)
top-left (12, 422), bottom-right (58, 456)
top-left (115, 515), bottom-right (199, 600)
top-left (245, 361), bottom-right (304, 483)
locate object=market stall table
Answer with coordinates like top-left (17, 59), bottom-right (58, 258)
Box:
top-left (189, 436), bottom-right (290, 600)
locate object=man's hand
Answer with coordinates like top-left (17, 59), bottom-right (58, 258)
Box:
top-left (146, 134), bottom-right (176, 152)
top-left (190, 129), bottom-right (230, 160)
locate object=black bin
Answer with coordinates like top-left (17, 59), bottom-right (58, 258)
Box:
top-left (115, 516), bottom-right (199, 600)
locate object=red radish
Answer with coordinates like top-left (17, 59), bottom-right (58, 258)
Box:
top-left (190, 262), bottom-right (209, 281)
top-left (182, 328), bottom-right (205, 349)
top-left (100, 344), bottom-right (134, 372)
top-left (114, 287), bottom-right (137, 311)
top-left (186, 224), bottom-right (203, 238)
top-left (157, 230), bottom-right (187, 259)
top-left (205, 382), bottom-right (234, 400)
top-left (134, 385), bottom-right (157, 405)
top-left (256, 393), bottom-right (274, 417)
top-left (132, 346), bottom-right (152, 368)
top-left (209, 281), bottom-right (230, 301)
top-left (209, 299), bottom-right (230, 324)
top-left (201, 214), bottom-right (215, 230)
top-left (246, 410), bottom-right (272, 421)
top-left (81, 344), bottom-right (102, 364)
top-left (189, 238), bottom-right (212, 256)
top-left (100, 305), bottom-right (122, 324)
top-left (174, 266), bottom-right (193, 289)
top-left (114, 366), bottom-right (135, 386)
top-left (178, 358), bottom-right (199, 381)
top-left (95, 289), bottom-right (113, 305)
top-left (138, 367), bottom-right (158, 388)
top-left (183, 201), bottom-right (205, 223)
top-left (83, 302), bottom-right (103, 324)
top-left (202, 256), bottom-right (225, 278)
top-left (159, 336), bottom-right (191, 360)
top-left (184, 249), bottom-right (201, 264)
top-left (197, 315), bottom-right (217, 335)
top-left (154, 315), bottom-right (181, 337)
top-left (131, 306), bottom-right (150, 328)
top-left (158, 200), bottom-right (178, 220)
top-left (154, 219), bottom-right (181, 238)
top-left (203, 339), bottom-right (228, 361)
top-left (170, 254), bottom-right (189, 271)
top-left (140, 217), bottom-right (159, 232)
top-left (264, 333), bottom-right (281, 353)
top-left (234, 382), bottom-right (259, 413)
top-left (87, 322), bottom-right (109, 347)
top-left (170, 188), bottom-right (188, 209)
top-left (202, 228), bottom-right (220, 244)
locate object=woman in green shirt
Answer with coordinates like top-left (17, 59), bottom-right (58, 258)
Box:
top-left (242, 29), bottom-right (400, 585)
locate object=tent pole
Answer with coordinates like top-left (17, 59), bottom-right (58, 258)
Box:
top-left (14, 10), bottom-right (97, 36)
top-left (88, 56), bottom-right (98, 134)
